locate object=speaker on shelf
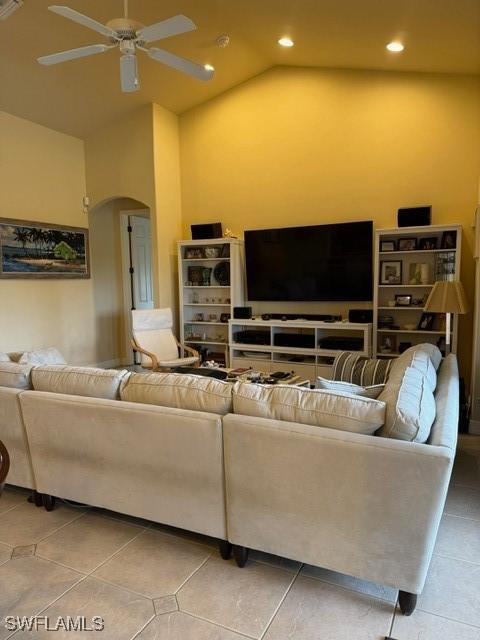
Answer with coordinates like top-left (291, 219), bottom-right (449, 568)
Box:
top-left (233, 306), bottom-right (252, 319)
top-left (191, 222), bottom-right (223, 240)
top-left (397, 206), bottom-right (431, 227)
top-left (348, 309), bottom-right (373, 323)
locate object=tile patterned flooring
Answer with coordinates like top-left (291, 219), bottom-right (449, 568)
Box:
top-left (0, 447), bottom-right (478, 639)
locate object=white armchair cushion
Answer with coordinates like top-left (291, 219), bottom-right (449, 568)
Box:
top-left (0, 353), bottom-right (10, 362)
top-left (233, 382), bottom-right (386, 435)
top-left (31, 365), bottom-right (129, 400)
top-left (132, 308), bottom-right (179, 365)
top-left (316, 377), bottom-right (385, 399)
top-left (377, 366), bottom-right (436, 443)
top-left (0, 363), bottom-right (34, 389)
top-left (120, 372), bottom-right (233, 415)
top-left (18, 347), bottom-right (66, 365)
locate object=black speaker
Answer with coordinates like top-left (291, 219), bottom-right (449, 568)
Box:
top-left (397, 206), bottom-right (431, 227)
top-left (349, 309), bottom-right (373, 323)
top-left (191, 222), bottom-right (223, 240)
top-left (233, 306), bottom-right (252, 319)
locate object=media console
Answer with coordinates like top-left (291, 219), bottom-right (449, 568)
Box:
top-left (229, 319), bottom-right (372, 383)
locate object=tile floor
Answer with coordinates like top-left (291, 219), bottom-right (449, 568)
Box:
top-left (0, 447), bottom-right (478, 640)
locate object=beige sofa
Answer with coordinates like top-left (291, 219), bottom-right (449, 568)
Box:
top-left (0, 344), bottom-right (458, 615)
top-left (223, 350), bottom-right (458, 615)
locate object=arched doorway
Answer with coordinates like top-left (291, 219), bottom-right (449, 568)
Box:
top-left (89, 196), bottom-right (153, 366)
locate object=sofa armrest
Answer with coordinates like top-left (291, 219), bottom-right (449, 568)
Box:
top-left (223, 414), bottom-right (454, 594)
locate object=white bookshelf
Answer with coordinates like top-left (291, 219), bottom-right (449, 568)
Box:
top-left (229, 319), bottom-right (372, 383)
top-left (373, 224), bottom-right (462, 358)
top-left (178, 238), bottom-right (245, 365)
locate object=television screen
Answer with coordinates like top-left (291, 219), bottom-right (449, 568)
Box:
top-left (245, 221), bottom-right (373, 301)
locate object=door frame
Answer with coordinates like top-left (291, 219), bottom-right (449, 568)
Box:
top-left (120, 209), bottom-right (151, 364)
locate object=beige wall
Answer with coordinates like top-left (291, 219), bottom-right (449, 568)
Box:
top-left (179, 66), bottom-right (480, 381)
top-left (0, 110), bottom-right (98, 365)
top-left (153, 104), bottom-right (183, 318)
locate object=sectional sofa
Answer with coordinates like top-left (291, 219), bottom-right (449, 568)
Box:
top-left (0, 343), bottom-right (458, 616)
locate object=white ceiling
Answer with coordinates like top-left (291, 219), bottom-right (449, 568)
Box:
top-left (1, 0), bottom-right (479, 138)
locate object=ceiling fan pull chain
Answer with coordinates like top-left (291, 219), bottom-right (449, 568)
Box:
top-left (124, 0), bottom-right (128, 19)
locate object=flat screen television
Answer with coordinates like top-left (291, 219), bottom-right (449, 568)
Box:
top-left (245, 221), bottom-right (373, 301)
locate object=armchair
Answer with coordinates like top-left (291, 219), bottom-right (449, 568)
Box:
top-left (131, 308), bottom-right (200, 370)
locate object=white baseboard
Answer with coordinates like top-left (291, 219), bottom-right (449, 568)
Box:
top-left (468, 419), bottom-right (480, 435)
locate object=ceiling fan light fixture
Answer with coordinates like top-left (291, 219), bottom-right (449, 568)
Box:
top-left (204, 64), bottom-right (214, 72)
top-left (278, 37), bottom-right (294, 47)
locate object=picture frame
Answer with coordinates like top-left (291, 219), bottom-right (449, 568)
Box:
top-left (380, 335), bottom-right (397, 354)
top-left (380, 260), bottom-right (402, 285)
top-left (441, 231), bottom-right (457, 249)
top-left (0, 218), bottom-right (90, 279)
top-left (395, 294), bottom-right (412, 307)
top-left (418, 237), bottom-right (438, 250)
top-left (398, 237), bottom-right (417, 251)
top-left (380, 240), bottom-right (396, 252)
top-left (184, 247), bottom-right (204, 259)
top-left (417, 312), bottom-right (435, 331)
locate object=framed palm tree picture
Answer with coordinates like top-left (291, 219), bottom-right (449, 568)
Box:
top-left (0, 218), bottom-right (90, 279)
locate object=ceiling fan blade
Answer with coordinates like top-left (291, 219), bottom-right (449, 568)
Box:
top-left (147, 47), bottom-right (213, 81)
top-left (137, 15), bottom-right (196, 44)
top-left (48, 5), bottom-right (117, 39)
top-left (120, 54), bottom-right (140, 92)
top-left (37, 44), bottom-right (110, 65)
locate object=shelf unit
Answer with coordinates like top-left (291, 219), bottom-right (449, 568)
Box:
top-left (373, 224), bottom-right (462, 358)
top-left (178, 238), bottom-right (245, 366)
top-left (229, 319), bottom-right (372, 383)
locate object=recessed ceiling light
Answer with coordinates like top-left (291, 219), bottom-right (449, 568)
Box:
top-left (386, 41), bottom-right (404, 52)
top-left (204, 64), bottom-right (215, 71)
top-left (278, 37), bottom-right (294, 48)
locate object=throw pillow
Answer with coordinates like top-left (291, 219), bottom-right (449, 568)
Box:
top-left (0, 353), bottom-right (10, 362)
top-left (233, 381), bottom-right (385, 435)
top-left (316, 377), bottom-right (385, 399)
top-left (19, 347), bottom-right (66, 365)
top-left (332, 352), bottom-right (393, 386)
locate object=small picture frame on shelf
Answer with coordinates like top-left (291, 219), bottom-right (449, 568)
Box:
top-left (380, 260), bottom-right (402, 285)
top-left (204, 246), bottom-right (221, 259)
top-left (417, 313), bottom-right (435, 331)
top-left (398, 237), bottom-right (417, 251)
top-left (220, 313), bottom-right (231, 323)
top-left (419, 237), bottom-right (438, 250)
top-left (185, 247), bottom-right (204, 259)
top-left (380, 240), bottom-right (396, 252)
top-left (220, 243), bottom-right (231, 258)
top-left (441, 231), bottom-right (457, 249)
top-left (395, 294), bottom-right (412, 307)
top-left (380, 335), bottom-right (397, 354)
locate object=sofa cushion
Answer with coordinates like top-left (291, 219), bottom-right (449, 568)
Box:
top-left (332, 352), bottom-right (393, 386)
top-left (316, 377), bottom-right (385, 399)
top-left (377, 366), bottom-right (436, 443)
top-left (399, 343), bottom-right (442, 371)
top-left (31, 366), bottom-right (128, 400)
top-left (120, 372), bottom-right (233, 415)
top-left (388, 348), bottom-right (437, 392)
top-left (233, 382), bottom-right (385, 435)
top-left (18, 347), bottom-right (66, 365)
top-left (0, 352), bottom-right (10, 362)
top-left (0, 362), bottom-right (33, 389)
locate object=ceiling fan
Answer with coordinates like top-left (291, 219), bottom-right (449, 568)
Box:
top-left (37, 1), bottom-right (214, 92)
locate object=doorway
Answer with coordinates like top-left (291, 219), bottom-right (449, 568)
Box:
top-left (120, 210), bottom-right (154, 363)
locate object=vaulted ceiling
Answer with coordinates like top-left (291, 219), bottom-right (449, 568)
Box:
top-left (1, 0), bottom-right (479, 138)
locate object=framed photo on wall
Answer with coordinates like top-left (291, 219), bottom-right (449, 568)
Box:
top-left (0, 218), bottom-right (90, 279)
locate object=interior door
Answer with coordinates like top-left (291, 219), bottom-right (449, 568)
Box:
top-left (130, 215), bottom-right (154, 310)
